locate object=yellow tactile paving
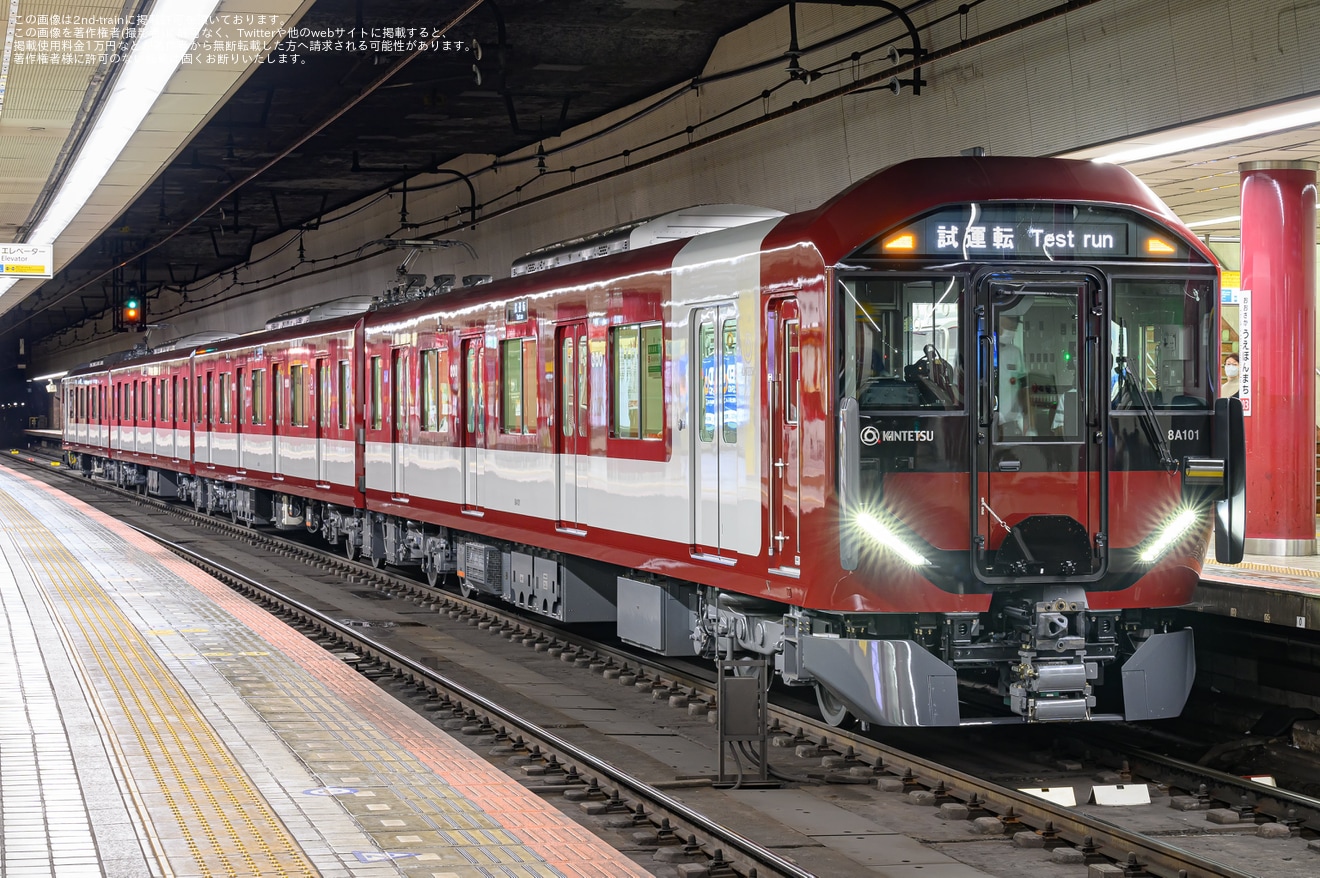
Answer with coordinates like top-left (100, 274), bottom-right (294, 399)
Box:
top-left (0, 466), bottom-right (655, 877)
top-left (0, 486), bottom-right (319, 878)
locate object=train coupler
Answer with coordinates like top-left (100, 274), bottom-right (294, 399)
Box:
top-left (1007, 655), bottom-right (1095, 722)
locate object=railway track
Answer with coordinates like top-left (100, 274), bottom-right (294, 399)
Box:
top-left (7, 444), bottom-right (1316, 877)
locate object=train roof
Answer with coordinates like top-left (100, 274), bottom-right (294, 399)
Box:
top-left (62, 156), bottom-right (1213, 363)
top-left (767, 155), bottom-right (1215, 266)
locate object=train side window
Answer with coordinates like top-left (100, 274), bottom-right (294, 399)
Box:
top-left (218, 373), bottom-right (231, 424)
top-left (500, 339), bottom-right (537, 434)
top-left (291, 364), bottom-right (306, 427)
top-left (369, 357), bottom-right (383, 430)
top-left (421, 349), bottom-right (450, 432)
top-left (610, 323), bottom-right (662, 440)
top-left (841, 276), bottom-right (964, 411)
top-left (501, 341), bottom-right (520, 432)
top-left (181, 377), bottom-right (188, 423)
top-left (612, 326), bottom-right (639, 438)
top-left (251, 370), bottom-right (266, 425)
top-left (338, 360), bottom-right (351, 429)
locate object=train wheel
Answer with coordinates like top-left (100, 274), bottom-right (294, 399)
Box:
top-left (424, 562), bottom-right (440, 588)
top-left (370, 553), bottom-right (385, 569)
top-left (344, 538), bottom-right (359, 561)
top-left (815, 684), bottom-right (853, 728)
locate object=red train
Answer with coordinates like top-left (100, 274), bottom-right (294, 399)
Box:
top-left (62, 156), bottom-right (1245, 727)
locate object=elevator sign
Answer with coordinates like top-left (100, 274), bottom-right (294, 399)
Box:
top-left (0, 242), bottom-right (53, 277)
top-left (0, 244), bottom-right (53, 278)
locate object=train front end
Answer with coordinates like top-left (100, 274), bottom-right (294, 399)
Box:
top-left (785, 159), bottom-right (1244, 726)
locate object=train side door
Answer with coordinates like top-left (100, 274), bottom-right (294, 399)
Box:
top-left (315, 358), bottom-right (329, 484)
top-left (555, 322), bottom-right (589, 529)
top-left (235, 365), bottom-right (245, 471)
top-left (460, 336), bottom-right (485, 510)
top-left (201, 370), bottom-right (215, 467)
top-left (769, 297), bottom-right (802, 569)
top-left (272, 362), bottom-right (284, 478)
top-left (975, 277), bottom-right (1104, 581)
top-left (391, 348), bottom-right (409, 498)
top-left (691, 303), bottom-right (740, 556)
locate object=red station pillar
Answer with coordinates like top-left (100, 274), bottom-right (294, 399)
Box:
top-left (1239, 160), bottom-right (1318, 555)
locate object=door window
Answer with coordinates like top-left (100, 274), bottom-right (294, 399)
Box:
top-left (561, 336), bottom-right (575, 438)
top-left (698, 321), bottom-right (716, 442)
top-left (995, 294), bottom-right (1080, 440)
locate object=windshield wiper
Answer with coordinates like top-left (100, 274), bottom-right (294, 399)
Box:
top-left (1116, 362), bottom-right (1177, 472)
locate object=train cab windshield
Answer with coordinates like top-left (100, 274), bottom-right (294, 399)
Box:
top-left (841, 276), bottom-right (965, 411)
top-left (1110, 279), bottom-right (1215, 410)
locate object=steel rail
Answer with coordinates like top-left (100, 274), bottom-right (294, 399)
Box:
top-left (129, 523), bottom-right (817, 878)
top-left (1082, 734), bottom-right (1320, 830)
top-left (5, 453), bottom-right (1277, 878)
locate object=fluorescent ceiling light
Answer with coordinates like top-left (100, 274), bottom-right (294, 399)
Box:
top-left (1092, 105), bottom-right (1320, 164)
top-left (1184, 214), bottom-right (1242, 229)
top-left (0, 0), bottom-right (18, 119)
top-left (0, 1), bottom-right (222, 300)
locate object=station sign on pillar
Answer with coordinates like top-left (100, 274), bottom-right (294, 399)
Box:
top-left (1238, 160), bottom-right (1318, 556)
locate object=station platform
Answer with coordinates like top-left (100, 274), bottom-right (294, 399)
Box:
top-left (0, 465), bottom-right (651, 877)
top-left (1199, 536), bottom-right (1320, 632)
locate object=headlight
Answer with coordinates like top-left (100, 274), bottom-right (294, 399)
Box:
top-left (855, 511), bottom-right (928, 567)
top-left (1139, 508), bottom-right (1199, 563)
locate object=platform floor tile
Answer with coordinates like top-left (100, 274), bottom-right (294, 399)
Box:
top-left (0, 467), bottom-right (652, 877)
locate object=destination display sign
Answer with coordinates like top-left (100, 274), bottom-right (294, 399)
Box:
top-left (867, 203), bottom-right (1190, 262)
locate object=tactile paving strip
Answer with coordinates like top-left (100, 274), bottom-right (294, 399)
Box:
top-left (0, 467), bottom-right (654, 878)
top-left (0, 483), bottom-right (319, 878)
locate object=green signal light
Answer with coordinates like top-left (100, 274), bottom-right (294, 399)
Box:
top-left (125, 298), bottom-right (139, 309)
